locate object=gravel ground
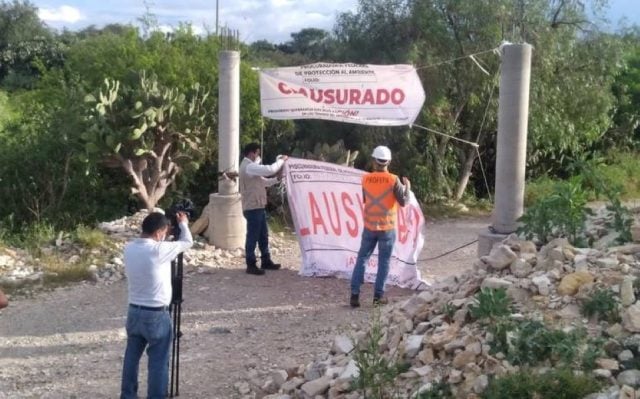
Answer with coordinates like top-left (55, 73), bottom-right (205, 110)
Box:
top-left (0, 216), bottom-right (488, 399)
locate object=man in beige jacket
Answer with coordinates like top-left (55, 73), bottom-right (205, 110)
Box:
top-left (239, 143), bottom-right (288, 275)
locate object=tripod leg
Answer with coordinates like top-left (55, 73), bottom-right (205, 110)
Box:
top-left (176, 302), bottom-right (181, 396)
top-left (169, 304), bottom-right (178, 397)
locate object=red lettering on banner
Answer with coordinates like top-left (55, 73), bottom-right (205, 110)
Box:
top-left (355, 193), bottom-right (365, 216)
top-left (376, 89), bottom-right (390, 104)
top-left (397, 204), bottom-right (422, 245)
top-left (322, 192), bottom-right (342, 235)
top-left (350, 89), bottom-right (361, 104)
top-left (362, 89), bottom-right (375, 104)
top-left (342, 192), bottom-right (359, 237)
top-left (277, 82), bottom-right (292, 94)
top-left (308, 192), bottom-right (329, 235)
top-left (397, 206), bottom-right (410, 244)
top-left (276, 82), bottom-right (407, 106)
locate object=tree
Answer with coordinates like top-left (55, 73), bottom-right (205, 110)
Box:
top-left (278, 28), bottom-right (336, 61)
top-left (84, 72), bottom-right (214, 210)
top-left (0, 0), bottom-right (64, 89)
top-left (331, 0), bottom-right (623, 202)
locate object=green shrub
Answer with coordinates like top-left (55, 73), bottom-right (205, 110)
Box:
top-left (518, 181), bottom-right (592, 246)
top-left (581, 288), bottom-right (620, 323)
top-left (352, 309), bottom-right (409, 398)
top-left (469, 288), bottom-right (512, 321)
top-left (416, 381), bottom-right (453, 398)
top-left (74, 225), bottom-right (109, 249)
top-left (481, 368), bottom-right (601, 399)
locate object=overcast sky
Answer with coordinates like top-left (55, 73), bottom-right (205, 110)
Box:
top-left (31, 0), bottom-right (639, 44)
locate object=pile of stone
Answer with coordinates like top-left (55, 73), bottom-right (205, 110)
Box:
top-left (1, 209), bottom-right (294, 292)
top-left (241, 232), bottom-right (640, 399)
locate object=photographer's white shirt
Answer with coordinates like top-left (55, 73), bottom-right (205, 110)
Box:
top-left (124, 221), bottom-right (193, 307)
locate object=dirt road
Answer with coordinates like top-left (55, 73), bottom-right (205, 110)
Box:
top-left (0, 216), bottom-right (487, 398)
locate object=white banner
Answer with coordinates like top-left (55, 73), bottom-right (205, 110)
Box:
top-left (284, 158), bottom-right (427, 290)
top-left (260, 63), bottom-right (426, 126)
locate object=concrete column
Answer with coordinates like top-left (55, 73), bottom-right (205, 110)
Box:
top-left (207, 50), bottom-right (245, 249)
top-left (217, 50), bottom-right (240, 195)
top-left (478, 43), bottom-right (532, 256)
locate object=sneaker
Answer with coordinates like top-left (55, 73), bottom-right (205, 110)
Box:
top-left (373, 296), bottom-right (388, 306)
top-left (261, 259), bottom-right (281, 270)
top-left (350, 294), bottom-right (360, 308)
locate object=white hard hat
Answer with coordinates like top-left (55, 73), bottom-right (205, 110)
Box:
top-left (371, 146), bottom-right (392, 163)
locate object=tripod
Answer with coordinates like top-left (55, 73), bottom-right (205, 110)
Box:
top-left (169, 252), bottom-right (184, 397)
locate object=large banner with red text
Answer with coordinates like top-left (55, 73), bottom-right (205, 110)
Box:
top-left (259, 63), bottom-right (426, 126)
top-left (284, 158), bottom-right (427, 290)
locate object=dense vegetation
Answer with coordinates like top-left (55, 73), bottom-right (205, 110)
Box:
top-left (0, 0), bottom-right (638, 239)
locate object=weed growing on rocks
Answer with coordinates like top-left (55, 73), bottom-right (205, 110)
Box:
top-left (481, 368), bottom-right (601, 399)
top-left (352, 309), bottom-right (410, 399)
top-left (469, 288), bottom-right (512, 321)
top-left (581, 288), bottom-right (621, 323)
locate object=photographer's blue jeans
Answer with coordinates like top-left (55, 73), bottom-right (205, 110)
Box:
top-left (121, 307), bottom-right (172, 399)
top-left (243, 208), bottom-right (270, 264)
top-left (350, 228), bottom-right (396, 298)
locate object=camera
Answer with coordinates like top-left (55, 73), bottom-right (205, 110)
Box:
top-left (165, 199), bottom-right (197, 239)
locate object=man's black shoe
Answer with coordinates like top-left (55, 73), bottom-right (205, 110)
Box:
top-left (261, 259), bottom-right (281, 270)
top-left (350, 294), bottom-right (360, 308)
top-left (246, 262), bottom-right (265, 275)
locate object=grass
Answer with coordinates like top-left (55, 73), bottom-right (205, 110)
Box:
top-left (481, 368), bottom-right (601, 399)
top-left (525, 151), bottom-right (640, 206)
top-left (73, 224), bottom-right (111, 249)
top-left (38, 253), bottom-right (94, 285)
top-left (0, 223), bottom-right (117, 293)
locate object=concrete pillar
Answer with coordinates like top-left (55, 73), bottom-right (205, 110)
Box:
top-left (207, 50), bottom-right (245, 249)
top-left (478, 43), bottom-right (532, 256)
top-left (217, 51), bottom-right (240, 195)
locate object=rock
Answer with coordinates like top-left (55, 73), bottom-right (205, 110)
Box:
top-left (624, 304), bottom-right (640, 332)
top-left (619, 385), bottom-right (636, 399)
top-left (473, 375), bottom-right (489, 394)
top-left (338, 360), bottom-right (359, 381)
top-left (619, 350), bottom-right (634, 362)
top-left (300, 376), bottom-right (331, 397)
top-left (558, 304), bottom-right (581, 320)
top-left (574, 254), bottom-right (589, 272)
top-left (481, 277), bottom-right (512, 290)
top-left (593, 369), bottom-right (612, 379)
top-left (428, 325), bottom-right (458, 350)
top-left (332, 335), bottom-right (354, 355)
top-left (482, 245), bottom-right (517, 270)
top-left (404, 335), bottom-right (424, 358)
top-left (595, 257), bottom-right (620, 269)
top-left (281, 377), bottom-right (304, 394)
top-left (617, 370), bottom-right (640, 387)
top-left (596, 358), bottom-right (619, 370)
top-left (511, 258), bottom-right (533, 278)
top-left (444, 339), bottom-right (466, 353)
top-left (621, 277), bottom-right (636, 307)
top-left (401, 294), bottom-right (429, 316)
top-left (548, 247), bottom-right (565, 262)
top-left (557, 271), bottom-right (595, 296)
top-left (452, 350), bottom-right (476, 369)
top-left (412, 365), bottom-right (432, 377)
top-left (235, 381), bottom-right (251, 395)
top-left (271, 370), bottom-right (288, 387)
top-left (449, 369), bottom-right (463, 384)
top-left (532, 275), bottom-right (551, 296)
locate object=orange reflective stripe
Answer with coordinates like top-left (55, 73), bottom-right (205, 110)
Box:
top-left (362, 172), bottom-right (398, 231)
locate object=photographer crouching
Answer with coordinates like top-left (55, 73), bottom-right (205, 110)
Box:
top-left (120, 211), bottom-right (193, 399)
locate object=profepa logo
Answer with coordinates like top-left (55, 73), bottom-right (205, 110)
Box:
top-left (277, 82), bottom-right (406, 106)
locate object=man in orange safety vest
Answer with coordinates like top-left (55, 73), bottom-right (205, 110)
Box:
top-left (350, 145), bottom-right (411, 307)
